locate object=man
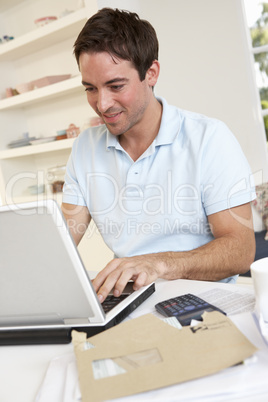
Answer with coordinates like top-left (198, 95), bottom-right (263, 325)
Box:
top-left (62, 8), bottom-right (256, 303)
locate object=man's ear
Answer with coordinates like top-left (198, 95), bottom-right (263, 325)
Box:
top-left (146, 60), bottom-right (160, 87)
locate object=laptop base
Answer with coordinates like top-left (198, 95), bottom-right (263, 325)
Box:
top-left (0, 283), bottom-right (155, 346)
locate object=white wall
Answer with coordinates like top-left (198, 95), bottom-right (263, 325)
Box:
top-left (98, 0), bottom-right (268, 184)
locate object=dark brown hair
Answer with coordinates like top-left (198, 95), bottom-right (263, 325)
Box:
top-left (73, 8), bottom-right (159, 81)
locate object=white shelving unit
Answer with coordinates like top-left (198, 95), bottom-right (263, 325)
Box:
top-left (0, 0), bottom-right (98, 205)
top-left (0, 0), bottom-right (114, 271)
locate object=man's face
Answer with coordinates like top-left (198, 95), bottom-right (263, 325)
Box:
top-left (79, 51), bottom-right (153, 136)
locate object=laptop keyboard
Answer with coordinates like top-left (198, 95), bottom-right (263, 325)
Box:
top-left (102, 294), bottom-right (129, 313)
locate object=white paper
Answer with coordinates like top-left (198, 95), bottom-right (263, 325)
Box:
top-left (63, 361), bottom-right (80, 402)
top-left (197, 286), bottom-right (255, 315)
top-left (35, 353), bottom-right (77, 402)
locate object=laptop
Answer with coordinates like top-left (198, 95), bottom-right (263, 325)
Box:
top-left (0, 200), bottom-right (155, 345)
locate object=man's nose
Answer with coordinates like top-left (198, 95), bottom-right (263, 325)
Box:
top-left (97, 90), bottom-right (113, 113)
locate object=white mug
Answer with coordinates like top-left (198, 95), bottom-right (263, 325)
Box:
top-left (250, 258), bottom-right (268, 322)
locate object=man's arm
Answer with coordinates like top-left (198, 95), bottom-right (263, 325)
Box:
top-left (93, 203), bottom-right (255, 302)
top-left (61, 202), bottom-right (91, 245)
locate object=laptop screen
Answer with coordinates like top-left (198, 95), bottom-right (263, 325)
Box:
top-left (0, 201), bottom-right (105, 327)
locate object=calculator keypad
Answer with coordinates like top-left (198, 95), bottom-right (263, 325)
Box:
top-left (155, 293), bottom-right (225, 326)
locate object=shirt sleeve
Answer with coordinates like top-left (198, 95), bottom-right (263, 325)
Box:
top-left (200, 120), bottom-right (256, 215)
top-left (62, 143), bottom-right (87, 207)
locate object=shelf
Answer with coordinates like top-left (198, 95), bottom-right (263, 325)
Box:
top-left (0, 0), bottom-right (22, 12)
top-left (0, 138), bottom-right (75, 159)
top-left (0, 75), bottom-right (83, 110)
top-left (0, 8), bottom-right (87, 61)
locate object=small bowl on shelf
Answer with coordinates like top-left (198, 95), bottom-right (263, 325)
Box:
top-left (66, 123), bottom-right (80, 138)
top-left (31, 75), bottom-right (71, 88)
top-left (16, 82), bottom-right (34, 94)
top-left (34, 16), bottom-right (57, 28)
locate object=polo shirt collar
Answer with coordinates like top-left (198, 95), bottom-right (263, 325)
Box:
top-left (106, 130), bottom-right (118, 149)
top-left (154, 96), bottom-right (182, 146)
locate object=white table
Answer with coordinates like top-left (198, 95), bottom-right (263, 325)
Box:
top-left (0, 278), bottom-right (267, 402)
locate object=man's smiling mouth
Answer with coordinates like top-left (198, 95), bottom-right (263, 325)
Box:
top-left (102, 111), bottom-right (122, 123)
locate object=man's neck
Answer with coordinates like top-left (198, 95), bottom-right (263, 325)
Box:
top-left (119, 98), bottom-right (163, 162)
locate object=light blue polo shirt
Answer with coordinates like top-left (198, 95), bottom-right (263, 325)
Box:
top-left (63, 97), bottom-right (255, 282)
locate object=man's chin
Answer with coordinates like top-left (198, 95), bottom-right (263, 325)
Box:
top-left (105, 123), bottom-right (126, 137)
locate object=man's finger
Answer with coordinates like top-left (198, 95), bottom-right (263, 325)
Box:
top-left (133, 271), bottom-right (148, 290)
top-left (92, 258), bottom-right (122, 291)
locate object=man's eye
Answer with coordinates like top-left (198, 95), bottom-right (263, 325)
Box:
top-left (111, 85), bottom-right (124, 91)
top-left (85, 87), bottom-right (95, 92)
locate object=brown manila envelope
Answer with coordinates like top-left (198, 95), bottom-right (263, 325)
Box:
top-left (72, 311), bottom-right (257, 401)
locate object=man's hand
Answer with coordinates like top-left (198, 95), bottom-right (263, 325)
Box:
top-left (92, 254), bottom-right (168, 303)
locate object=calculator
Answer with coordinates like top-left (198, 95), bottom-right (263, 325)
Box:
top-left (155, 293), bottom-right (226, 326)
